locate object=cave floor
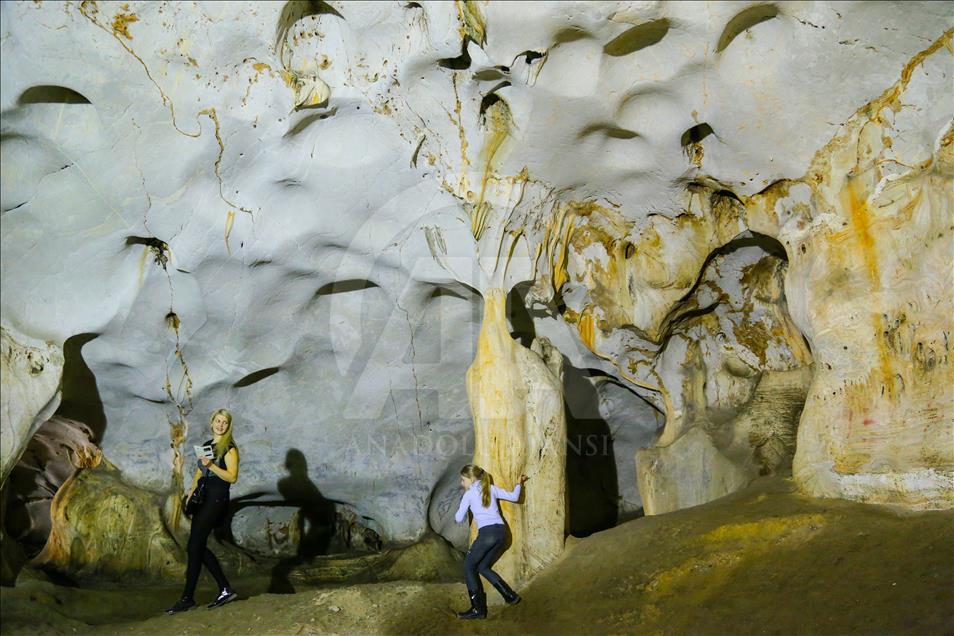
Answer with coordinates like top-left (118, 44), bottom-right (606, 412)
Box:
top-left (2, 477), bottom-right (952, 636)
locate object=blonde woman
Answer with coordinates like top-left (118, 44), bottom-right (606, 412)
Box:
top-left (453, 464), bottom-right (528, 620)
top-left (166, 409), bottom-right (240, 614)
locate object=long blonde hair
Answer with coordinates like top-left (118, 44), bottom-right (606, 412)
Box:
top-left (461, 464), bottom-right (492, 507)
top-left (209, 409), bottom-right (236, 459)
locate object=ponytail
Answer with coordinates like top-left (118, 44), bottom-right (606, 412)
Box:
top-left (480, 472), bottom-right (492, 508)
top-left (460, 463), bottom-right (494, 507)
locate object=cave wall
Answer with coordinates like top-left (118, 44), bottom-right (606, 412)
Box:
top-left (0, 327), bottom-right (63, 486)
top-left (636, 244), bottom-right (813, 514)
top-left (781, 39), bottom-right (954, 508)
top-left (1, 1), bottom-right (951, 574)
top-left (3, 417), bottom-right (98, 557)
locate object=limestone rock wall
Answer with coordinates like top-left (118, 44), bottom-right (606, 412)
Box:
top-left (635, 245), bottom-right (813, 514)
top-left (32, 461), bottom-right (187, 582)
top-left (1, 327), bottom-right (63, 486)
top-left (517, 19), bottom-right (953, 512)
top-left (781, 36), bottom-right (954, 508)
top-left (3, 417), bottom-right (98, 557)
top-left (1, 1), bottom-right (951, 568)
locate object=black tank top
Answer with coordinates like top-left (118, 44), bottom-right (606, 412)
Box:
top-left (200, 439), bottom-right (236, 499)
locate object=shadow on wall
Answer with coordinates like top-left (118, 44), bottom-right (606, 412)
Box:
top-left (222, 450), bottom-right (339, 593)
top-left (508, 284), bottom-right (536, 349)
top-left (563, 362), bottom-right (621, 536)
top-left (268, 449), bottom-right (338, 593)
top-left (507, 284), bottom-right (623, 537)
top-left (54, 333), bottom-right (107, 442)
top-left (216, 448), bottom-right (383, 594)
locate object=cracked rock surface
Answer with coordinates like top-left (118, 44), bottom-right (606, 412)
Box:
top-left (1, 0), bottom-right (951, 569)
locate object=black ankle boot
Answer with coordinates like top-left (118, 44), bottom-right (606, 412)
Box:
top-left (490, 579), bottom-right (521, 605)
top-left (456, 591), bottom-right (487, 620)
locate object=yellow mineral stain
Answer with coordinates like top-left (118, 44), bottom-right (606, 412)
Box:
top-left (451, 74), bottom-right (470, 195)
top-left (701, 514), bottom-right (826, 544)
top-left (198, 108), bottom-right (252, 215)
top-left (78, 1), bottom-right (200, 138)
top-left (686, 141), bottom-right (704, 166)
top-left (543, 204), bottom-right (576, 294)
top-left (242, 61), bottom-right (275, 105)
top-left (732, 320), bottom-right (769, 367)
top-left (224, 210), bottom-right (235, 254)
top-left (540, 199), bottom-right (643, 331)
top-left (136, 245), bottom-right (149, 286)
top-left (841, 176), bottom-right (880, 286)
top-left (807, 29), bottom-right (952, 185)
top-left (578, 308), bottom-right (597, 350)
top-left (169, 418), bottom-right (187, 530)
top-left (111, 8), bottom-right (138, 40)
top-left (455, 0), bottom-right (486, 45)
top-left (468, 292), bottom-right (523, 469)
top-left (894, 29), bottom-right (953, 103)
top-left (834, 451), bottom-right (873, 474)
top-left (872, 313), bottom-right (898, 400)
top-left (471, 99), bottom-right (512, 240)
top-left (535, 198), bottom-right (679, 421)
top-left (892, 187), bottom-right (924, 228)
top-left (466, 287), bottom-right (530, 581)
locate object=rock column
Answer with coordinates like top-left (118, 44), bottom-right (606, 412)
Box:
top-left (466, 288), bottom-right (566, 585)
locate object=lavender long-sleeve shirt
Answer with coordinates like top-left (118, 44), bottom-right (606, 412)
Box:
top-left (455, 481), bottom-right (521, 528)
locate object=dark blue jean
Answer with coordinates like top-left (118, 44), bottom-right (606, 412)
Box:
top-left (464, 523), bottom-right (509, 594)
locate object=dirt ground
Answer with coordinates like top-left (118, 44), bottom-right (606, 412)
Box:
top-left (2, 477), bottom-right (952, 635)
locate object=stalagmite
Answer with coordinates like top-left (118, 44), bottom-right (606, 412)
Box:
top-left (466, 288), bottom-right (566, 585)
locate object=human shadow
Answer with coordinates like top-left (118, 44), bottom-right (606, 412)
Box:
top-left (268, 449), bottom-right (338, 593)
top-left (564, 361), bottom-right (620, 536)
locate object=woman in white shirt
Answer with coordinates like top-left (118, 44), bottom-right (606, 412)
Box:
top-left (453, 463), bottom-right (528, 620)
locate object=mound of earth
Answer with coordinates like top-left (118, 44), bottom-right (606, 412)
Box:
top-left (2, 478), bottom-right (951, 635)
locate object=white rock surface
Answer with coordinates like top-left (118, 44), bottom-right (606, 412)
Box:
top-left (1, 1), bottom-right (951, 556)
top-left (1, 327), bottom-right (63, 485)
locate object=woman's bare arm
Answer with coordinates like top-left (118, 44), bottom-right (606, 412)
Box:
top-left (203, 448), bottom-right (240, 483)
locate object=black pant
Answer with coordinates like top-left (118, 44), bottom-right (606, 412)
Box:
top-left (464, 523), bottom-right (509, 594)
top-left (183, 496), bottom-right (230, 599)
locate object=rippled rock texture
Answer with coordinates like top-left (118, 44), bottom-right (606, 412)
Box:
top-left (1, 0), bottom-right (951, 580)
